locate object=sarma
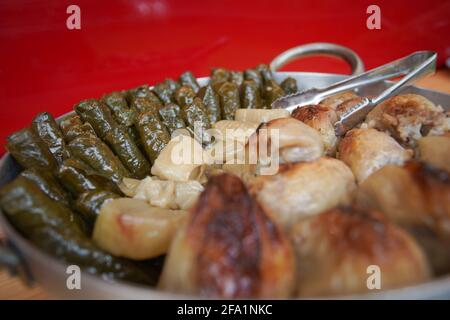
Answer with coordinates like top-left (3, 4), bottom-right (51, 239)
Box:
top-left (6, 128), bottom-right (57, 171)
top-left (136, 110), bottom-right (171, 163)
top-left (32, 112), bottom-right (70, 165)
top-left (68, 134), bottom-right (130, 184)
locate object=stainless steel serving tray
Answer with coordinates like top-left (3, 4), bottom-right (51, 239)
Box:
top-left (1, 71), bottom-right (449, 299)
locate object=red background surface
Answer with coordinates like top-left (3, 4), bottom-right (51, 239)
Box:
top-left (0, 0), bottom-right (449, 153)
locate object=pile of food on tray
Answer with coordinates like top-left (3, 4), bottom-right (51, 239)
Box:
top-left (0, 64), bottom-right (449, 298)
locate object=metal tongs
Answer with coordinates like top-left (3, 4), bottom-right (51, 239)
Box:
top-left (271, 51), bottom-right (437, 136)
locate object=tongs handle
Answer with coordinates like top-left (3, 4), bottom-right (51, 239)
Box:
top-left (320, 51), bottom-right (437, 99)
top-left (334, 51), bottom-right (437, 136)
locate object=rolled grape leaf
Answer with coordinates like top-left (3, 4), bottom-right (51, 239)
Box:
top-left (68, 134), bottom-right (130, 184)
top-left (32, 112), bottom-right (70, 165)
top-left (136, 110), bottom-right (171, 163)
top-left (6, 127), bottom-right (57, 171)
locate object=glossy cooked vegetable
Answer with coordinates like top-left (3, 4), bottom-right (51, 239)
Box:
top-left (75, 99), bottom-right (117, 139)
top-left (174, 85), bottom-right (196, 107)
top-left (102, 92), bottom-right (136, 128)
top-left (198, 85), bottom-right (221, 123)
top-left (179, 71), bottom-right (200, 93)
top-left (159, 173), bottom-right (295, 298)
top-left (136, 110), bottom-right (171, 163)
top-left (240, 80), bottom-right (263, 109)
top-left (210, 68), bottom-right (230, 90)
top-left (75, 99), bottom-right (151, 178)
top-left (280, 77), bottom-right (298, 95)
top-left (121, 176), bottom-right (204, 210)
top-left (6, 128), bottom-right (57, 171)
top-left (103, 126), bottom-right (151, 179)
top-left (164, 78), bottom-right (180, 94)
top-left (217, 82), bottom-right (241, 120)
top-left (158, 103), bottom-right (186, 135)
top-left (20, 168), bottom-right (71, 208)
top-left (244, 68), bottom-right (263, 91)
top-left (57, 158), bottom-right (105, 196)
top-left (0, 177), bottom-right (156, 285)
top-left (75, 190), bottom-right (120, 227)
top-left (181, 97), bottom-right (212, 143)
top-left (153, 81), bottom-right (174, 104)
top-left (229, 70), bottom-right (244, 87)
top-left (93, 198), bottom-right (187, 260)
top-left (263, 79), bottom-right (285, 106)
top-left (59, 113), bottom-right (96, 142)
top-left (31, 112), bottom-right (70, 165)
top-left (68, 134), bottom-right (130, 184)
top-left (257, 64), bottom-right (274, 83)
top-left (151, 134), bottom-right (206, 182)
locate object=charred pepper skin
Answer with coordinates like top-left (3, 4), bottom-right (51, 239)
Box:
top-left (218, 82), bottom-right (241, 120)
top-left (241, 80), bottom-right (263, 109)
top-left (68, 134), bottom-right (130, 184)
top-left (158, 103), bottom-right (186, 135)
top-left (0, 177), bottom-right (156, 285)
top-left (32, 112), bottom-right (70, 165)
top-left (6, 127), bottom-right (58, 171)
top-left (198, 85), bottom-right (222, 123)
top-left (136, 110), bottom-right (171, 163)
top-left (280, 77), bottom-right (298, 95)
top-left (179, 71), bottom-right (200, 93)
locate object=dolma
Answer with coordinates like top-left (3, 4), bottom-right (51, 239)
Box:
top-left (153, 82), bottom-right (174, 104)
top-left (263, 79), bottom-right (285, 107)
top-left (174, 85), bottom-right (196, 107)
top-left (280, 77), bottom-right (298, 95)
top-left (74, 99), bottom-right (116, 139)
top-left (57, 158), bottom-right (103, 195)
top-left (6, 128), bottom-right (57, 171)
top-left (75, 99), bottom-right (150, 178)
top-left (181, 98), bottom-right (212, 144)
top-left (0, 177), bottom-right (156, 285)
top-left (210, 68), bottom-right (230, 90)
top-left (136, 111), bottom-right (171, 163)
top-left (179, 71), bottom-right (200, 93)
top-left (257, 64), bottom-right (274, 83)
top-left (102, 92), bottom-right (136, 128)
top-left (229, 70), bottom-right (244, 87)
top-left (68, 134), bottom-right (130, 184)
top-left (158, 103), bottom-right (186, 135)
top-left (20, 168), bottom-right (71, 207)
top-left (31, 112), bottom-right (70, 165)
top-left (198, 85), bottom-right (221, 123)
top-left (218, 82), bottom-right (241, 120)
top-left (164, 78), bottom-right (180, 93)
top-left (244, 68), bottom-right (263, 91)
top-left (59, 113), bottom-right (96, 142)
top-left (241, 80), bottom-right (263, 109)
top-left (75, 190), bottom-right (120, 227)
top-left (103, 127), bottom-right (151, 179)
